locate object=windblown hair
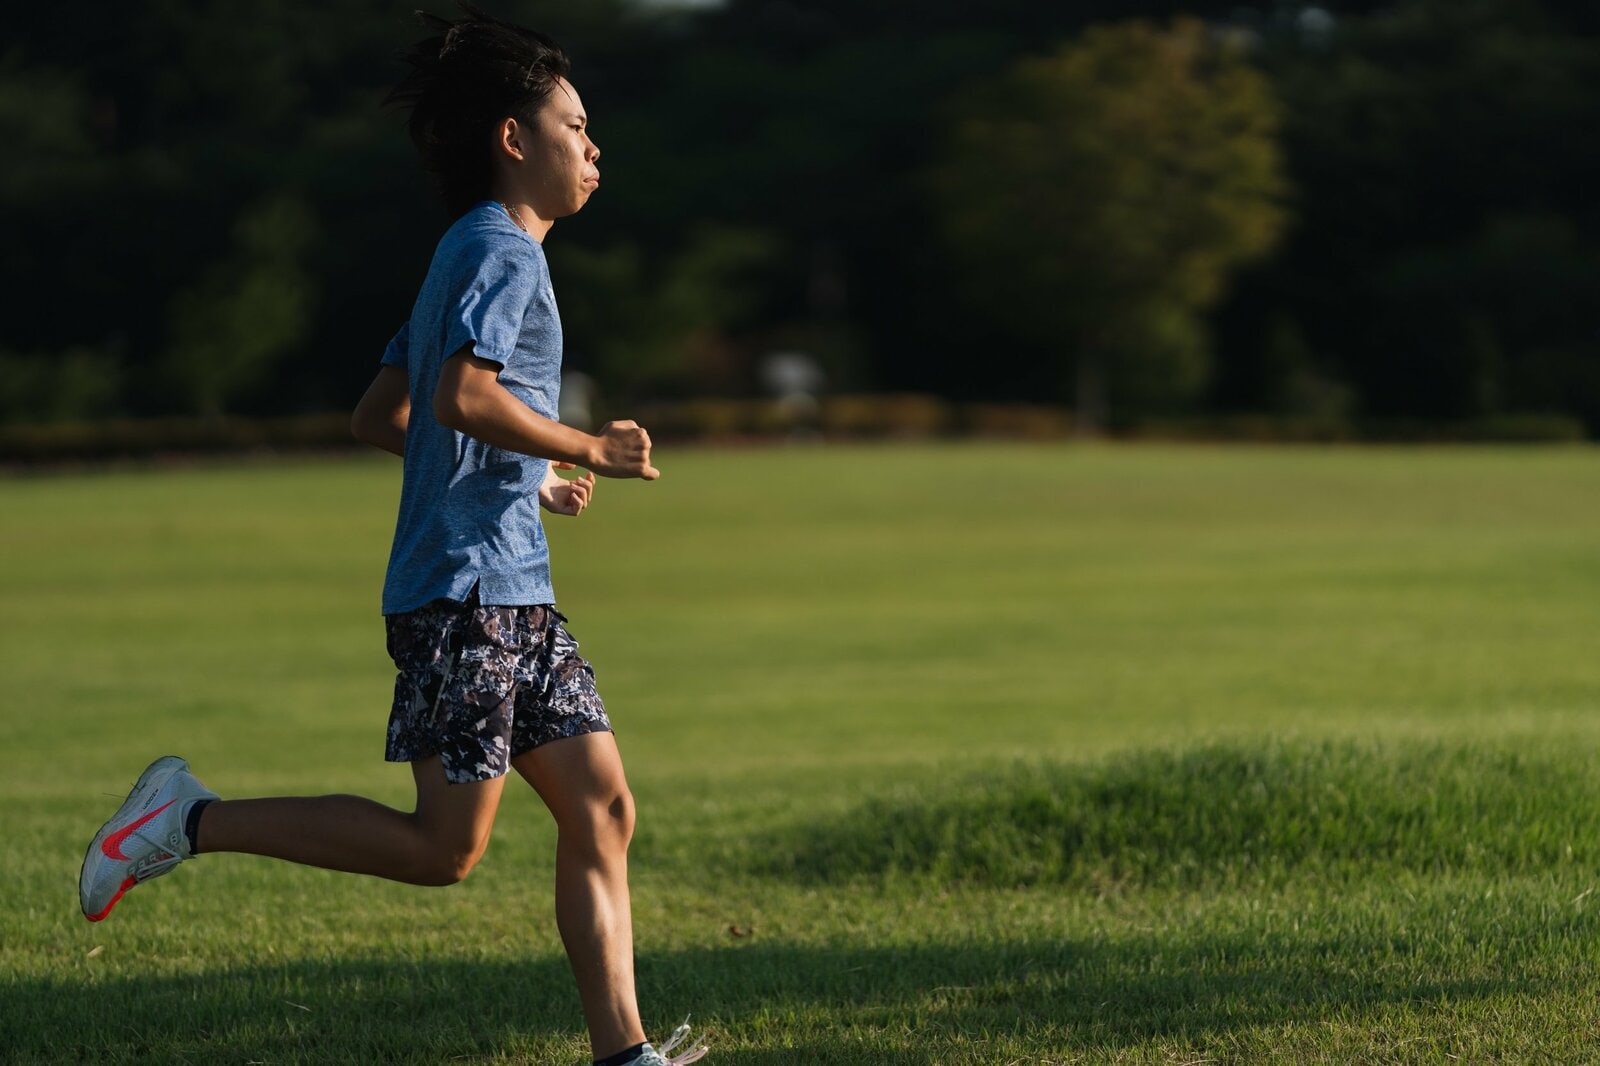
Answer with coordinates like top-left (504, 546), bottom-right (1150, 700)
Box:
top-left (386, 3), bottom-right (571, 217)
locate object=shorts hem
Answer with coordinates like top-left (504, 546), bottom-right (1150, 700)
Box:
top-left (386, 719), bottom-right (616, 784)
top-left (510, 719), bottom-right (614, 760)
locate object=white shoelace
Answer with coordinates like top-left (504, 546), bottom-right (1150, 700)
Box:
top-left (654, 1016), bottom-right (709, 1065)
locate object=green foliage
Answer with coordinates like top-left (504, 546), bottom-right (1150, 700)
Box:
top-left (0, 346), bottom-right (121, 423)
top-left (161, 195), bottom-right (318, 416)
top-left (1258, 1), bottom-right (1600, 425)
top-left (1373, 212), bottom-right (1600, 422)
top-left (931, 19), bottom-right (1288, 425)
top-left (0, 56), bottom-right (129, 424)
top-left (2, 0), bottom-right (1599, 437)
top-left (0, 55), bottom-right (97, 203)
top-left (1258, 311), bottom-right (1354, 419)
top-left (557, 225), bottom-right (783, 397)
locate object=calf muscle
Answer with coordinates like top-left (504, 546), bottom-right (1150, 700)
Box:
top-left (195, 758), bottom-right (505, 885)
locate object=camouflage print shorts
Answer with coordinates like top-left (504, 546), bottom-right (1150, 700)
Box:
top-left (384, 595), bottom-right (611, 783)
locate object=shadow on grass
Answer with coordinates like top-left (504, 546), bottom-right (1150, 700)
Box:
top-left (6, 927), bottom-right (1535, 1064)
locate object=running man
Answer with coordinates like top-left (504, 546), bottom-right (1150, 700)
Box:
top-left (78, 6), bottom-right (705, 1065)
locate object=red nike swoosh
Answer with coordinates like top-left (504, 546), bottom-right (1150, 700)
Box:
top-left (103, 799), bottom-right (176, 861)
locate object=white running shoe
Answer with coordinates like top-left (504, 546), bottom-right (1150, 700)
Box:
top-left (80, 755), bottom-right (218, 922)
top-left (633, 1018), bottom-right (709, 1065)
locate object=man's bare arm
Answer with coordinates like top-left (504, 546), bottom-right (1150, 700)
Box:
top-left (351, 366), bottom-right (411, 458)
top-left (434, 349), bottom-right (659, 479)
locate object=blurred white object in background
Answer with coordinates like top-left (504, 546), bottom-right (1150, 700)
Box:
top-left (560, 370), bottom-right (598, 431)
top-left (761, 350), bottom-right (825, 431)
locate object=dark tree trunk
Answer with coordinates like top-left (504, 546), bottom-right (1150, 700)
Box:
top-left (1075, 351), bottom-right (1108, 437)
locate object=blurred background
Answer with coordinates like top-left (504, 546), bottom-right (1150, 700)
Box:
top-left (3, 0), bottom-right (1598, 452)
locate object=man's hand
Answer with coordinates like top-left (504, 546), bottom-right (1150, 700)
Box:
top-left (590, 420), bottom-right (661, 480)
top-left (539, 462), bottom-right (595, 516)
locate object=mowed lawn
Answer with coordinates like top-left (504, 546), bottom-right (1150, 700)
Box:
top-left (3, 442), bottom-right (1600, 1064)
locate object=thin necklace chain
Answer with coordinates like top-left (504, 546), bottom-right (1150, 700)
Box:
top-left (500, 201), bottom-right (530, 234)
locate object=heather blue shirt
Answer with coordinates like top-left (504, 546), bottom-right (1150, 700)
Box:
top-left (380, 202), bottom-right (562, 615)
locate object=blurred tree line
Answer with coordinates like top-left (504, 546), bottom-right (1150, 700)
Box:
top-left (1, 0), bottom-right (1596, 432)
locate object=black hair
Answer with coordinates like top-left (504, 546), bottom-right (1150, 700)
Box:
top-left (386, 2), bottom-right (572, 217)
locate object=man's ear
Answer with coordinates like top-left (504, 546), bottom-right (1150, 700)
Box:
top-left (494, 117), bottom-right (526, 163)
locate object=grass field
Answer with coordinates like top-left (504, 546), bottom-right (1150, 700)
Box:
top-left (3, 442), bottom-right (1600, 1064)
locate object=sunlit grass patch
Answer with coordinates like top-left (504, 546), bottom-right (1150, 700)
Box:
top-left (760, 740), bottom-right (1600, 888)
top-left (5, 444), bottom-right (1600, 1063)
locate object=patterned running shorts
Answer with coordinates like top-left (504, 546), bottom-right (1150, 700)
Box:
top-left (384, 595), bottom-right (611, 783)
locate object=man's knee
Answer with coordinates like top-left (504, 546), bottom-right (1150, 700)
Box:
top-left (409, 825), bottom-right (491, 886)
top-left (609, 789), bottom-right (636, 846)
top-left (412, 846), bottom-right (484, 885)
top-left (561, 788), bottom-right (634, 857)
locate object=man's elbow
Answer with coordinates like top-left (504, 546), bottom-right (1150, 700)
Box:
top-left (433, 388), bottom-right (470, 433)
top-left (351, 408), bottom-right (376, 445)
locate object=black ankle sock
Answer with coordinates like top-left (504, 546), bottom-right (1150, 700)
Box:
top-left (593, 1041), bottom-right (649, 1066)
top-left (184, 799), bottom-right (213, 855)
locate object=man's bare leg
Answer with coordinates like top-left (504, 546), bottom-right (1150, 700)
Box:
top-left (514, 732), bottom-right (645, 1061)
top-left (194, 756), bottom-right (505, 885)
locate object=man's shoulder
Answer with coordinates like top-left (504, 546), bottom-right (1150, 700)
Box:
top-left (435, 203), bottom-right (545, 268)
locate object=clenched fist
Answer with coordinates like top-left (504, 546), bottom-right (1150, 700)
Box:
top-left (588, 419), bottom-right (661, 480)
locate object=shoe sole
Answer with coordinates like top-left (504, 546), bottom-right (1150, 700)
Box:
top-left (80, 755), bottom-right (187, 922)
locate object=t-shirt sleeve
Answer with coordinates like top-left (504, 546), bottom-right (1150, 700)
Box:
top-left (380, 322), bottom-right (410, 370)
top-left (441, 240), bottom-right (539, 370)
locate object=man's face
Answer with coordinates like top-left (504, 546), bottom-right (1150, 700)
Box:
top-left (526, 77), bottom-right (600, 219)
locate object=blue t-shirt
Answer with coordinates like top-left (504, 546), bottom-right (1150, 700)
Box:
top-left (380, 201), bottom-right (563, 615)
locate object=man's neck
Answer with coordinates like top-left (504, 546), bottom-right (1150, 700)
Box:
top-left (490, 191), bottom-right (553, 243)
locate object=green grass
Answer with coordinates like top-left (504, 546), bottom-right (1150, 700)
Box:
top-left (3, 442), bottom-right (1600, 1063)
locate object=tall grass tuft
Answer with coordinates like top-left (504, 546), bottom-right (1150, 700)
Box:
top-left (761, 740), bottom-right (1600, 888)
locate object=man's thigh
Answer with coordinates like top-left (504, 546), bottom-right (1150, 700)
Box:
top-left (412, 754), bottom-right (507, 854)
top-left (511, 732), bottom-right (630, 824)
